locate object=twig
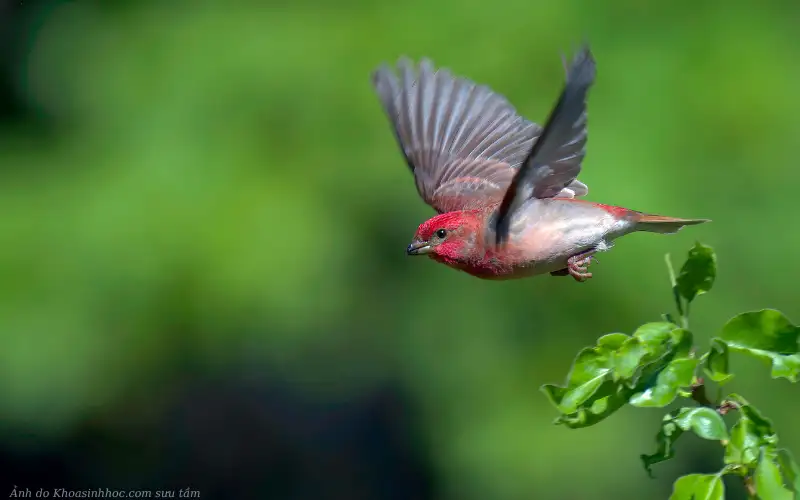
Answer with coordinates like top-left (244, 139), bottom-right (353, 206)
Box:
top-left (743, 476), bottom-right (758, 498)
top-left (664, 254), bottom-right (688, 329)
top-left (717, 399), bottom-right (741, 416)
top-left (690, 378), bottom-right (715, 407)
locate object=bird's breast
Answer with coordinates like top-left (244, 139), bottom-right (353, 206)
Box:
top-left (479, 199), bottom-right (633, 275)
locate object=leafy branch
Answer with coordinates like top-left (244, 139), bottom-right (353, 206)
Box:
top-left (542, 242), bottom-right (800, 499)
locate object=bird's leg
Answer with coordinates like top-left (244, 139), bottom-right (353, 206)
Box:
top-left (550, 245), bottom-right (604, 280)
top-left (550, 254), bottom-right (597, 280)
top-left (566, 250), bottom-right (598, 282)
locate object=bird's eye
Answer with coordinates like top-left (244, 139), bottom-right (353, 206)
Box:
top-left (435, 229), bottom-right (447, 239)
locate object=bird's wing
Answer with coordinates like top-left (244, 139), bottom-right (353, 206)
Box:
top-left (494, 45), bottom-right (596, 244)
top-left (371, 58), bottom-right (588, 214)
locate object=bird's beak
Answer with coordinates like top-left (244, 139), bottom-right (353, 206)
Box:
top-left (406, 240), bottom-right (432, 256)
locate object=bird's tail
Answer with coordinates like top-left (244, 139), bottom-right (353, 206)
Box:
top-left (632, 214), bottom-right (710, 235)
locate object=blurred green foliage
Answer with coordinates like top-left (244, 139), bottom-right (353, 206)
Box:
top-left (1, 0), bottom-right (800, 498)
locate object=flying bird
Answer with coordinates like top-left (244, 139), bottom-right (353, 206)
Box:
top-left (371, 44), bottom-right (708, 282)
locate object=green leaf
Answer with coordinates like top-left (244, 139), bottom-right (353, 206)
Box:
top-left (611, 337), bottom-right (649, 381)
top-left (541, 347), bottom-right (611, 414)
top-left (624, 325), bottom-right (689, 389)
top-left (703, 339), bottom-right (733, 384)
top-left (739, 404), bottom-right (779, 446)
top-left (641, 410), bottom-right (685, 477)
top-left (545, 323), bottom-right (694, 428)
top-left (718, 309), bottom-right (800, 382)
top-left (640, 407), bottom-right (728, 477)
top-left (597, 333), bottom-right (629, 351)
top-left (636, 324), bottom-right (692, 358)
top-left (669, 473), bottom-right (725, 500)
top-left (755, 447), bottom-right (795, 500)
top-left (776, 448), bottom-right (800, 494)
top-left (634, 322), bottom-right (680, 348)
top-left (673, 407), bottom-right (729, 441)
top-left (629, 358), bottom-right (698, 407)
top-left (724, 395), bottom-right (779, 469)
top-left (670, 328), bottom-right (695, 359)
top-left (627, 349), bottom-right (672, 391)
top-left (551, 379), bottom-right (634, 429)
top-left (675, 242), bottom-right (716, 303)
top-left (724, 417), bottom-right (762, 467)
top-left (641, 407), bottom-right (729, 477)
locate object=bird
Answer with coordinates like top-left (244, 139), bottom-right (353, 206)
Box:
top-left (370, 44), bottom-right (709, 282)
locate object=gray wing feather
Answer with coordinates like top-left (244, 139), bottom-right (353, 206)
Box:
top-left (372, 58), bottom-right (544, 213)
top-left (494, 45), bottom-right (596, 244)
top-left (518, 46), bottom-right (595, 200)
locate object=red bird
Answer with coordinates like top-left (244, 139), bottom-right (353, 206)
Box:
top-left (371, 45), bottom-right (708, 282)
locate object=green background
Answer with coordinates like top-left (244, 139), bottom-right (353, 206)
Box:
top-left (1, 0), bottom-right (798, 498)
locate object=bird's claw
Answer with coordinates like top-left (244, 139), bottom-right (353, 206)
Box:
top-left (567, 253), bottom-right (597, 282)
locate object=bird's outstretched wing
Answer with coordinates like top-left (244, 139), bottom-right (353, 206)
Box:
top-left (372, 58), bottom-right (588, 214)
top-left (494, 44), bottom-right (596, 244)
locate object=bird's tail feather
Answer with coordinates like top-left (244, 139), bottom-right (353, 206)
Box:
top-left (633, 214), bottom-right (710, 235)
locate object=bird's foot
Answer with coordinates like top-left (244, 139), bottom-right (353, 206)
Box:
top-left (550, 251), bottom-right (599, 281)
top-left (566, 253), bottom-right (597, 282)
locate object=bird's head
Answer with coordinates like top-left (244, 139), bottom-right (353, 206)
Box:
top-left (406, 211), bottom-right (482, 266)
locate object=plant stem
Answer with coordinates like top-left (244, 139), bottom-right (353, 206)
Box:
top-left (743, 476), bottom-right (758, 498)
top-left (690, 378), bottom-right (715, 407)
top-left (664, 254), bottom-right (689, 329)
top-left (665, 253), bottom-right (677, 289)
